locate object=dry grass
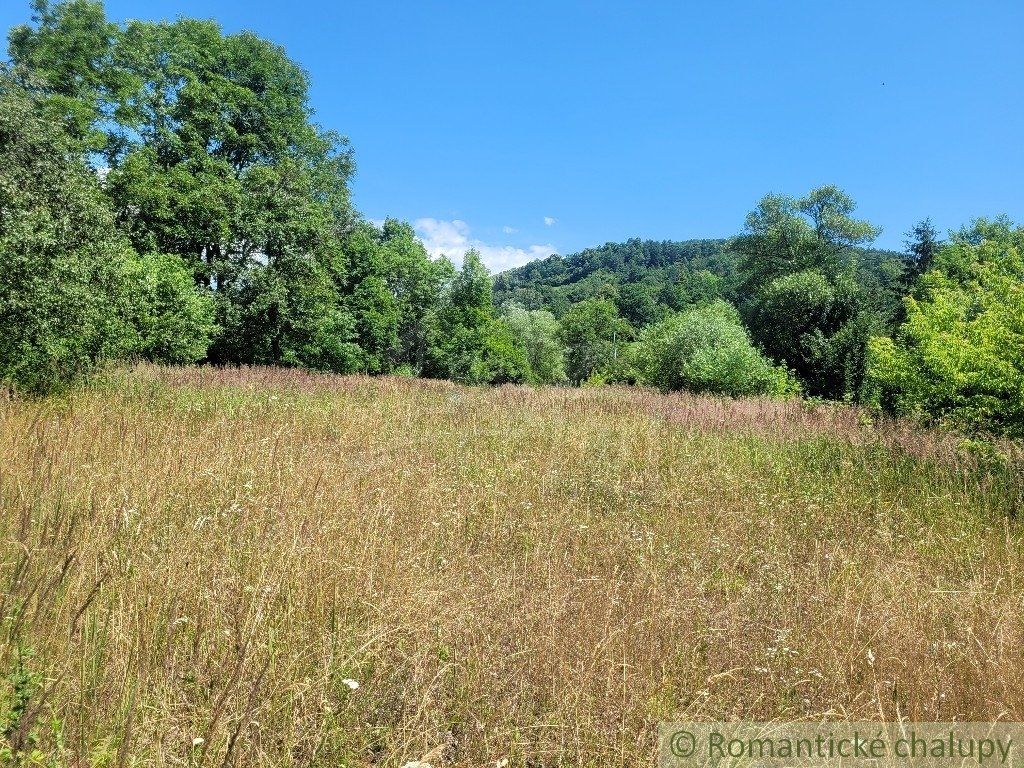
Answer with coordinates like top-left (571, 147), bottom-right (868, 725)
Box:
top-left (0, 364), bottom-right (1022, 767)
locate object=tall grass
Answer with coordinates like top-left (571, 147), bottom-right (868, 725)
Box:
top-left (0, 364), bottom-right (1021, 766)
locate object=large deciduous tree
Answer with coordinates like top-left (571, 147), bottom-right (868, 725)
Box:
top-left (7, 0), bottom-right (122, 151)
top-left (735, 185), bottom-right (885, 399)
top-left (10, 1), bottom-right (358, 370)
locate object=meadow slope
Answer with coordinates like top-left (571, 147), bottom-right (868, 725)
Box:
top-left (0, 366), bottom-right (1022, 767)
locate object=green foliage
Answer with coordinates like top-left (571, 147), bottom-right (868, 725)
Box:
top-left (735, 185), bottom-right (880, 289)
top-left (479, 319), bottom-right (532, 385)
top-left (615, 280), bottom-right (665, 326)
top-left (746, 269), bottom-right (839, 365)
top-left (2, 647), bottom-right (42, 747)
top-left (493, 238), bottom-right (737, 317)
top-left (677, 269), bottom-right (725, 306)
top-left (7, 0), bottom-right (121, 151)
top-left (136, 253), bottom-right (216, 364)
top-left (211, 255), bottom-right (361, 372)
top-left (0, 645), bottom-right (68, 766)
top-left (631, 301), bottom-right (795, 396)
top-left (743, 269), bottom-right (881, 398)
top-left (426, 320), bottom-right (530, 386)
top-left (494, 224), bottom-right (903, 401)
top-left (4, 2), bottom-right (1020, 415)
top-left (559, 299), bottom-right (633, 384)
top-left (736, 185), bottom-right (893, 399)
top-left (426, 251), bottom-right (529, 384)
top-left (902, 218), bottom-right (942, 286)
top-left (868, 219), bottom-right (1024, 437)
top-left (350, 272), bottom-right (399, 374)
top-left (502, 304), bottom-right (567, 384)
top-left (343, 219), bottom-right (453, 375)
top-left (0, 71), bottom-right (141, 394)
top-left (12, 2), bottom-right (358, 371)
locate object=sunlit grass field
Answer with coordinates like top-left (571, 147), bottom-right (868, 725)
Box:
top-left (1, 365), bottom-right (1022, 767)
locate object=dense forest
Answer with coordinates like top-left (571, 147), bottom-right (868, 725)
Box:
top-left (1, 1), bottom-right (1021, 437)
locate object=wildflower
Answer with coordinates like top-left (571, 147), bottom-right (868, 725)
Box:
top-left (341, 678), bottom-right (359, 690)
top-left (192, 737), bottom-right (204, 747)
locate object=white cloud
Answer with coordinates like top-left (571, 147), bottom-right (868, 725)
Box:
top-left (543, 216), bottom-right (557, 226)
top-left (502, 225), bottom-right (518, 234)
top-left (414, 218), bottom-right (555, 272)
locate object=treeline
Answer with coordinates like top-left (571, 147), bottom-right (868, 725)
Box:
top-left (1, 1), bottom-right (1021, 438)
top-left (494, 190), bottom-right (1022, 437)
top-left (1, 1), bottom-right (527, 390)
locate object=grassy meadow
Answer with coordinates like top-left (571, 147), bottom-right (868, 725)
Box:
top-left (0, 365), bottom-right (1022, 767)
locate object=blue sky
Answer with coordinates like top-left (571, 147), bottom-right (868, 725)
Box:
top-left (3, 1), bottom-right (1022, 270)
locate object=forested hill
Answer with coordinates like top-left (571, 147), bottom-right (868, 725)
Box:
top-left (493, 238), bottom-right (737, 319)
top-left (493, 237), bottom-right (904, 325)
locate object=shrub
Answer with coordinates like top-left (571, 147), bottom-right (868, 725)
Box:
top-left (502, 304), bottom-right (567, 384)
top-left (136, 253), bottom-right (217, 364)
top-left (632, 301), bottom-right (795, 397)
top-left (559, 299), bottom-right (632, 384)
top-left (867, 218), bottom-right (1024, 437)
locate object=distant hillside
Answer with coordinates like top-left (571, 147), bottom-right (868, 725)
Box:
top-left (494, 236), bottom-right (905, 327)
top-left (493, 238), bottom-right (739, 322)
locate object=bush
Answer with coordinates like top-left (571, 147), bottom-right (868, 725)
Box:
top-left (481, 319), bottom-right (531, 384)
top-left (867, 219), bottom-right (1024, 437)
top-left (210, 258), bottom-right (362, 373)
top-left (632, 301), bottom-right (795, 397)
top-left (136, 253), bottom-right (217, 364)
top-left (433, 320), bottom-right (530, 385)
top-left (502, 304), bottom-right (567, 384)
top-left (559, 299), bottom-right (633, 384)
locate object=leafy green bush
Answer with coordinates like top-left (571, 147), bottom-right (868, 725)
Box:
top-left (559, 298), bottom-right (633, 384)
top-left (426, 252), bottom-right (530, 385)
top-left (735, 186), bottom-right (893, 400)
top-left (867, 218), bottom-right (1024, 437)
top-left (136, 253), bottom-right (217, 364)
top-left (211, 258), bottom-right (362, 373)
top-left (479, 319), bottom-right (531, 385)
top-left (632, 301), bottom-right (796, 397)
top-left (502, 304), bottom-right (567, 384)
